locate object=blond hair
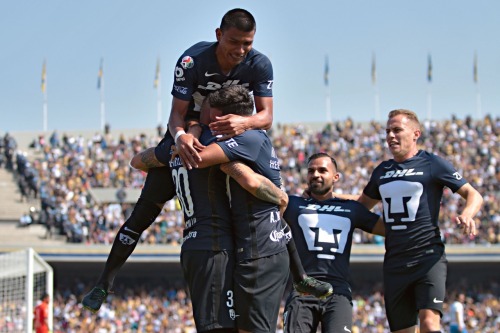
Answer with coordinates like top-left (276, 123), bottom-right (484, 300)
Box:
top-left (388, 109), bottom-right (422, 130)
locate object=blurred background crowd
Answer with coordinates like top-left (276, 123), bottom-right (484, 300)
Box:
top-left (3, 114), bottom-right (499, 246)
top-left (1, 114), bottom-right (499, 332)
top-left (0, 279), bottom-right (491, 333)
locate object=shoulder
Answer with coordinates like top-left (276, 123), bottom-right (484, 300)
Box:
top-left (182, 41), bottom-right (215, 58)
top-left (235, 129), bottom-right (269, 141)
top-left (288, 194), bottom-right (307, 204)
top-left (244, 49), bottom-right (272, 69)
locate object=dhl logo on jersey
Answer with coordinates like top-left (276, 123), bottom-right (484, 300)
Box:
top-left (299, 204), bottom-right (351, 213)
top-left (380, 168), bottom-right (423, 179)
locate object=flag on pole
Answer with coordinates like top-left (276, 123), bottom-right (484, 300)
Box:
top-left (97, 58), bottom-right (103, 89)
top-left (41, 60), bottom-right (47, 93)
top-left (324, 55), bottom-right (329, 86)
top-left (154, 58), bottom-right (160, 89)
top-left (473, 52), bottom-right (478, 83)
top-left (371, 53), bottom-right (376, 85)
top-left (427, 54), bottom-right (432, 82)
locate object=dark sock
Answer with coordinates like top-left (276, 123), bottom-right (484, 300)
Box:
top-left (283, 222), bottom-right (307, 283)
top-left (96, 198), bottom-right (163, 291)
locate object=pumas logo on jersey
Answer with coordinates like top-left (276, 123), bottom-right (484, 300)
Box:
top-left (229, 309), bottom-right (239, 320)
top-left (180, 56), bottom-right (194, 69)
top-left (380, 168), bottom-right (423, 179)
top-left (299, 204), bottom-right (351, 213)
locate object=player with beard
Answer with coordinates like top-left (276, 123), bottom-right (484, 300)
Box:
top-left (282, 153), bottom-right (385, 332)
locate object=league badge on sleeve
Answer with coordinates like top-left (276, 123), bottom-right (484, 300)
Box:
top-left (181, 56), bottom-right (194, 69)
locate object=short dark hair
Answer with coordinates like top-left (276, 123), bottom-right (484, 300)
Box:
top-left (307, 152), bottom-right (338, 171)
top-left (208, 86), bottom-right (254, 116)
top-left (220, 8), bottom-right (256, 32)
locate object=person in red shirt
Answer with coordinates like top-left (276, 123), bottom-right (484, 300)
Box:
top-left (34, 293), bottom-right (50, 333)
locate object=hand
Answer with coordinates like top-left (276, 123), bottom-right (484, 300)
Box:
top-left (455, 214), bottom-right (477, 236)
top-left (192, 137), bottom-right (206, 152)
top-left (175, 133), bottom-right (202, 170)
top-left (209, 114), bottom-right (248, 140)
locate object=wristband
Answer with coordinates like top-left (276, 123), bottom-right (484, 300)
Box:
top-left (174, 130), bottom-right (186, 144)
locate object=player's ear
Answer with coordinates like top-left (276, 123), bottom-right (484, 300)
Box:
top-left (215, 28), bottom-right (222, 41)
top-left (413, 128), bottom-right (421, 141)
top-left (333, 172), bottom-right (341, 183)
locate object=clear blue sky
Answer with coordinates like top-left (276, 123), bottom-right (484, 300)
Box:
top-left (1, 0), bottom-right (499, 132)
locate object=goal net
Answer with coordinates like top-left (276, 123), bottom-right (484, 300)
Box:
top-left (0, 248), bottom-right (53, 333)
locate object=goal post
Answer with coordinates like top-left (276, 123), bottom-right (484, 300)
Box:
top-left (0, 248), bottom-right (53, 333)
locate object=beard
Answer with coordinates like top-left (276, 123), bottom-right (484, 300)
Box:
top-left (309, 183), bottom-right (330, 196)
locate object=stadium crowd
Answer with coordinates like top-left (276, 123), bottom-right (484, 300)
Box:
top-left (3, 114), bottom-right (499, 246)
top-left (43, 279), bottom-right (498, 332)
top-left (1, 114), bottom-right (500, 332)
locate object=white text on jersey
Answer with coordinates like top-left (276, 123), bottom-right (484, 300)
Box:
top-left (299, 204), bottom-right (351, 212)
top-left (380, 168), bottom-right (423, 179)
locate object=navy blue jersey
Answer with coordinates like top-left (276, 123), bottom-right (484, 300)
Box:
top-left (363, 150), bottom-right (467, 270)
top-left (284, 196), bottom-right (380, 299)
top-left (167, 126), bottom-right (233, 251)
top-left (214, 130), bottom-right (287, 261)
top-left (171, 42), bottom-right (273, 118)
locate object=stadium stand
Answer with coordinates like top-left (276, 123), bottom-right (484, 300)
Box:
top-left (1, 114), bottom-right (499, 332)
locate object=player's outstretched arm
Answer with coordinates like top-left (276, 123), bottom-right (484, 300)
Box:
top-left (455, 183), bottom-right (483, 236)
top-left (130, 148), bottom-right (166, 172)
top-left (371, 217), bottom-right (386, 237)
top-left (357, 193), bottom-right (380, 210)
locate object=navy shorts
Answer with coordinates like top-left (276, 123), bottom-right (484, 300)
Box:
top-left (181, 250), bottom-right (236, 332)
top-left (384, 255), bottom-right (447, 331)
top-left (233, 250), bottom-right (290, 333)
top-left (283, 291), bottom-right (352, 332)
top-left (153, 131), bottom-right (174, 166)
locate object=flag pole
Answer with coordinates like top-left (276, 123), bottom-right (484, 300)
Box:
top-left (98, 58), bottom-right (105, 132)
top-left (371, 53), bottom-right (380, 121)
top-left (41, 60), bottom-right (48, 132)
top-left (155, 58), bottom-right (162, 125)
top-left (426, 54), bottom-right (432, 120)
top-left (324, 55), bottom-right (331, 122)
top-left (474, 52), bottom-right (482, 119)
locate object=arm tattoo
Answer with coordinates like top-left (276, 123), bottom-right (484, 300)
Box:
top-left (140, 148), bottom-right (164, 168)
top-left (255, 180), bottom-right (282, 205)
top-left (223, 161), bottom-right (283, 205)
top-left (224, 162), bottom-right (246, 180)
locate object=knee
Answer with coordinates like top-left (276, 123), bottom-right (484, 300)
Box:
top-left (418, 309), bottom-right (441, 332)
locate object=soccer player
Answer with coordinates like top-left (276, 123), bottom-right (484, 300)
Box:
top-left (81, 7), bottom-right (272, 312)
top-left (168, 8), bottom-right (273, 169)
top-left (193, 86), bottom-right (290, 333)
top-left (282, 152), bottom-right (385, 332)
top-left (358, 109), bottom-right (483, 333)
